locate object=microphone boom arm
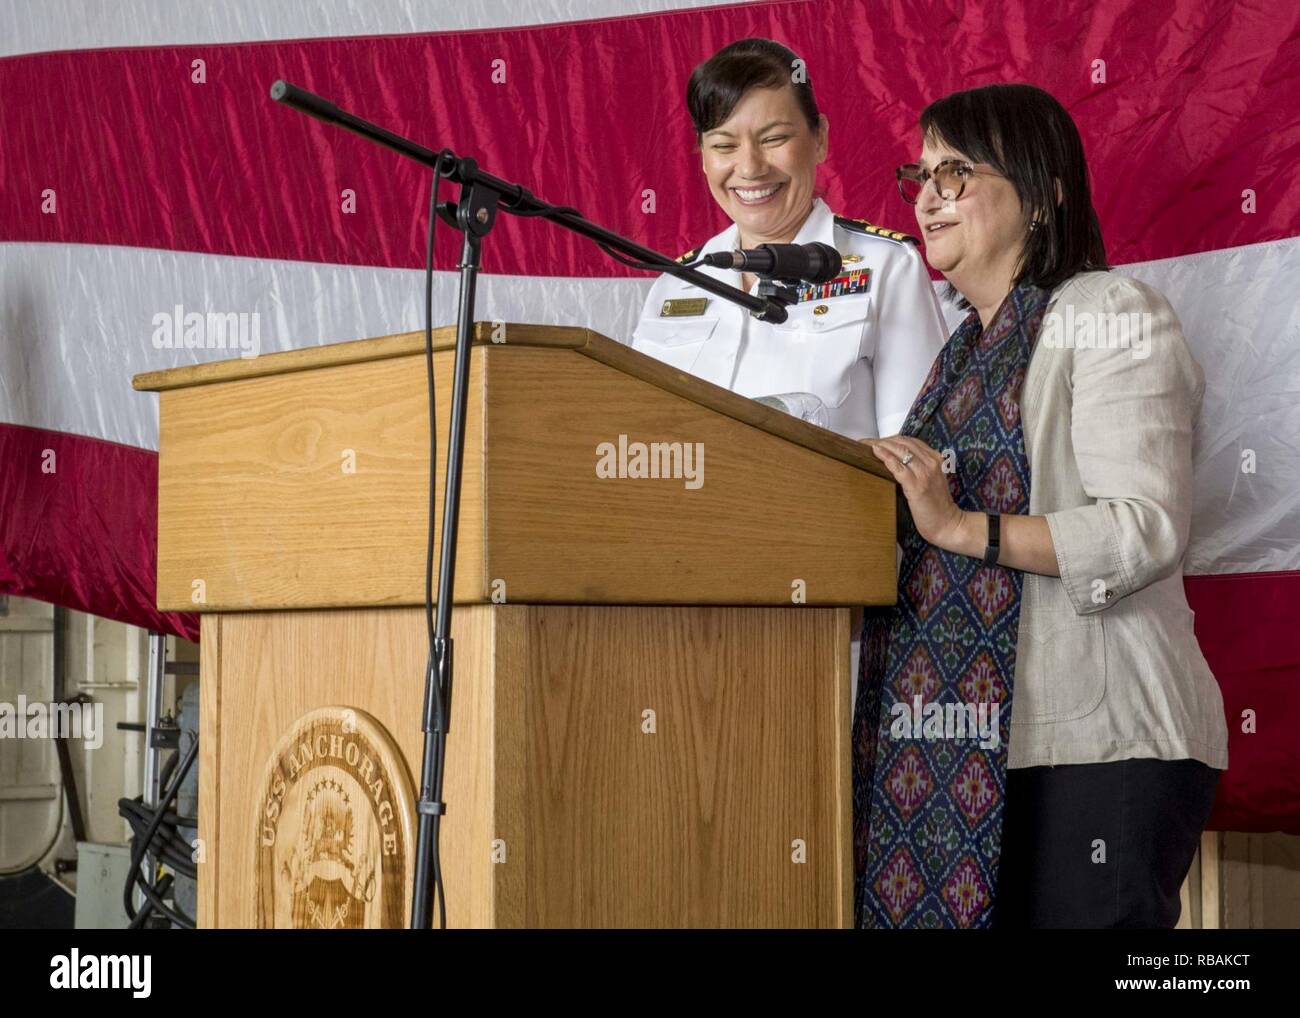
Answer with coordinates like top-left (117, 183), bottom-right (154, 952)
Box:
top-left (269, 80), bottom-right (789, 323)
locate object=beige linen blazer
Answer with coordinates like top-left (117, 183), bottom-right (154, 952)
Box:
top-left (1009, 271), bottom-right (1229, 770)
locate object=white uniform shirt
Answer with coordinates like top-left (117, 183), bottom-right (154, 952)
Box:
top-left (630, 198), bottom-right (947, 440)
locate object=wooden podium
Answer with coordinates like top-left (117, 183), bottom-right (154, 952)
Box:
top-left (134, 323), bottom-right (897, 928)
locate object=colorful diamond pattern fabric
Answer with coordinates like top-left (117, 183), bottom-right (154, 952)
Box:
top-left (852, 284), bottom-right (1052, 928)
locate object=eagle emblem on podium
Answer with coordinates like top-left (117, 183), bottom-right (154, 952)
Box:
top-left (254, 707), bottom-right (415, 928)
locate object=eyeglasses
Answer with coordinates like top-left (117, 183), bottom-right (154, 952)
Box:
top-left (895, 159), bottom-right (999, 205)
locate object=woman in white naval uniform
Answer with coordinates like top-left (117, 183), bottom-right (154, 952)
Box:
top-left (631, 38), bottom-right (946, 440)
top-left (630, 38), bottom-right (948, 700)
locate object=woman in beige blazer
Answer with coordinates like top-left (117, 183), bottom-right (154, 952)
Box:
top-left (852, 83), bottom-right (1228, 929)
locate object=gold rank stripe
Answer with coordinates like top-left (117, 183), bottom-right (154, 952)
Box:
top-left (835, 215), bottom-right (920, 245)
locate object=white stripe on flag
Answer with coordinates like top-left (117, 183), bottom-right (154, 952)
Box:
top-left (0, 241), bottom-right (651, 448)
top-left (0, 0), bottom-right (744, 59)
top-left (2, 236), bottom-right (1297, 574)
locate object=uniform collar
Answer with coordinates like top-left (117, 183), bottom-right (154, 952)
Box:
top-left (792, 197), bottom-right (836, 246)
top-left (700, 196), bottom-right (834, 255)
top-left (691, 198), bottom-right (835, 290)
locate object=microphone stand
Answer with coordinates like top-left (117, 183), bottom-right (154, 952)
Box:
top-left (269, 80), bottom-right (793, 930)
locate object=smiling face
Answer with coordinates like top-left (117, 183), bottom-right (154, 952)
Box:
top-left (914, 131), bottom-right (1031, 318)
top-left (700, 84), bottom-right (828, 247)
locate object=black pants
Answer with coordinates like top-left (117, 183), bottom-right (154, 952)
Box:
top-left (993, 757), bottom-right (1221, 929)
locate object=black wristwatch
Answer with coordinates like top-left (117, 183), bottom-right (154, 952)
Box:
top-left (982, 512), bottom-right (1001, 566)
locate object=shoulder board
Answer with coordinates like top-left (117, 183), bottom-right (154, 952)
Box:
top-left (834, 216), bottom-right (919, 246)
top-left (674, 247), bottom-right (699, 264)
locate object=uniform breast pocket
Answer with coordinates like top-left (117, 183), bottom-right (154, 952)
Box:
top-left (631, 316), bottom-right (719, 370)
top-left (1013, 607), bottom-right (1108, 725)
top-left (777, 297), bottom-right (870, 409)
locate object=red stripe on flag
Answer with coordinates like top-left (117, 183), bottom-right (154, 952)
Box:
top-left (1187, 572), bottom-right (1300, 834)
top-left (1, 0), bottom-right (1297, 274)
top-left (1, 424), bottom-right (1297, 830)
top-left (0, 424), bottom-right (197, 640)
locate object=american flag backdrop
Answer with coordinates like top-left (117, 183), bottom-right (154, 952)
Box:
top-left (1, 0), bottom-right (1298, 832)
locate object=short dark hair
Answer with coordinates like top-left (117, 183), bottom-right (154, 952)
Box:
top-left (920, 83), bottom-right (1108, 296)
top-left (686, 38), bottom-right (820, 140)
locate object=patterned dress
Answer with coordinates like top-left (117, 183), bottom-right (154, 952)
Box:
top-left (852, 283), bottom-right (1052, 928)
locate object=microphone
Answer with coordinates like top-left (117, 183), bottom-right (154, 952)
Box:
top-left (702, 242), bottom-right (842, 284)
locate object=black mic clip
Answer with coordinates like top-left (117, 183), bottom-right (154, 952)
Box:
top-left (435, 200), bottom-right (458, 229)
top-left (753, 278), bottom-right (800, 319)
